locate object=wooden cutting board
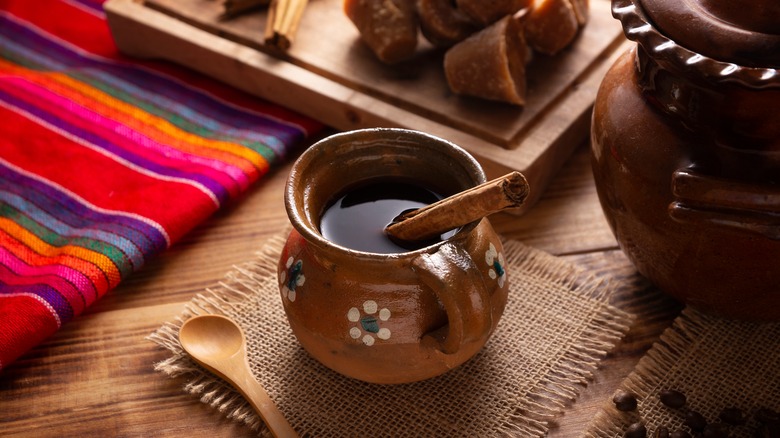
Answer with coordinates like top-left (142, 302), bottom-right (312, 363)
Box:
top-left (104, 0), bottom-right (630, 213)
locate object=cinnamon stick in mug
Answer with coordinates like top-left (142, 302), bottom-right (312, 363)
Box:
top-left (386, 171), bottom-right (530, 242)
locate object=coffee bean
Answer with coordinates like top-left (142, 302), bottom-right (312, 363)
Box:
top-left (609, 388), bottom-right (778, 438)
top-left (625, 422), bottom-right (647, 438)
top-left (719, 407), bottom-right (745, 425)
top-left (614, 390), bottom-right (639, 412)
top-left (653, 425), bottom-right (670, 438)
top-left (659, 389), bottom-right (687, 409)
top-left (684, 410), bottom-right (708, 432)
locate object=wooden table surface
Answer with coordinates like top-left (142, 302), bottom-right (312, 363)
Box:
top-left (0, 139), bottom-right (682, 437)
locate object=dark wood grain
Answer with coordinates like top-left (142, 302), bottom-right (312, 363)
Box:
top-left (0, 144), bottom-right (681, 437)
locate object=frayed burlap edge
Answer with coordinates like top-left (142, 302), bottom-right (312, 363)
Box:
top-left (585, 307), bottom-right (711, 437)
top-left (585, 307), bottom-right (780, 438)
top-left (149, 230), bottom-right (633, 437)
top-left (499, 239), bottom-right (635, 435)
top-left (147, 233), bottom-right (287, 433)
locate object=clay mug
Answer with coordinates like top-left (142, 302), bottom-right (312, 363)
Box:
top-left (278, 128), bottom-right (509, 384)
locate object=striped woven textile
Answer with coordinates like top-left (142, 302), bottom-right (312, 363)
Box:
top-left (0, 0), bottom-right (322, 370)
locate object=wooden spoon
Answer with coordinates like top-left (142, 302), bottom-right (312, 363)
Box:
top-left (178, 314), bottom-right (297, 438)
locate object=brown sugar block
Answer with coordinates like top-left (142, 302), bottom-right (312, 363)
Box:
top-left (416, 0), bottom-right (479, 48)
top-left (455, 0), bottom-right (531, 26)
top-left (524, 0), bottom-right (579, 55)
top-left (344, 0), bottom-right (419, 64)
top-left (444, 16), bottom-right (528, 106)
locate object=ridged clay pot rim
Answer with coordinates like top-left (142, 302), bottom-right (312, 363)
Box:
top-left (612, 0), bottom-right (780, 89)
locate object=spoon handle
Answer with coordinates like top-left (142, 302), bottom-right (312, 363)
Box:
top-left (234, 368), bottom-right (298, 438)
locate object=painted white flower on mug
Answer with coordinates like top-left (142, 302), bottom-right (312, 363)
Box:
top-left (347, 300), bottom-right (391, 346)
top-left (485, 243), bottom-right (507, 288)
top-left (280, 256), bottom-right (305, 302)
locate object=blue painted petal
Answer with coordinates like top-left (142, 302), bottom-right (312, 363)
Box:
top-left (493, 260), bottom-right (505, 277)
top-left (360, 316), bottom-right (379, 333)
top-left (287, 260), bottom-right (303, 290)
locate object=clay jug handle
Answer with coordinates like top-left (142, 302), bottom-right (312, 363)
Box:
top-left (670, 169), bottom-right (780, 239)
top-left (411, 243), bottom-right (493, 355)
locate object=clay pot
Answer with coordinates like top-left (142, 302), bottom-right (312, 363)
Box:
top-left (279, 128), bottom-right (509, 383)
top-left (591, 0), bottom-right (780, 319)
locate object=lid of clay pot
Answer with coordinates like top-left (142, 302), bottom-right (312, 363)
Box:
top-left (612, 0), bottom-right (780, 88)
top-left (638, 0), bottom-right (780, 68)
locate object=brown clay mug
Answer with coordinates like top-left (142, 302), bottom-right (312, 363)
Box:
top-left (278, 128), bottom-right (509, 384)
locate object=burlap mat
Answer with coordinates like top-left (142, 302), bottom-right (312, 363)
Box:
top-left (149, 229), bottom-right (633, 437)
top-left (586, 307), bottom-right (780, 437)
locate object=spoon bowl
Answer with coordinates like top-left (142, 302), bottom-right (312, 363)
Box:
top-left (181, 314), bottom-right (244, 358)
top-left (179, 314), bottom-right (297, 438)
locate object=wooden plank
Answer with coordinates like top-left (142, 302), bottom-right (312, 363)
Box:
top-left (491, 144), bottom-right (620, 255)
top-left (104, 0), bottom-right (628, 213)
top-left (137, 0), bottom-right (616, 145)
top-left (0, 302), bottom-right (253, 437)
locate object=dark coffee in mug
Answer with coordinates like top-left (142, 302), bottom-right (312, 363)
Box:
top-left (319, 179), bottom-right (455, 253)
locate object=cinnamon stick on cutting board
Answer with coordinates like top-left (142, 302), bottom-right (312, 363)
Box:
top-left (265, 0), bottom-right (309, 50)
top-left (386, 171), bottom-right (530, 242)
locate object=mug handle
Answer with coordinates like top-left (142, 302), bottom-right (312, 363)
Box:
top-left (412, 243), bottom-right (493, 355)
top-left (669, 169), bottom-right (780, 239)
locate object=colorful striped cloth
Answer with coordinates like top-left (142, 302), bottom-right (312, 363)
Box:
top-left (0, 0), bottom-right (322, 371)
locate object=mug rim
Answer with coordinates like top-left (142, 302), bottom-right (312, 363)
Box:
top-left (284, 128), bottom-right (487, 259)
